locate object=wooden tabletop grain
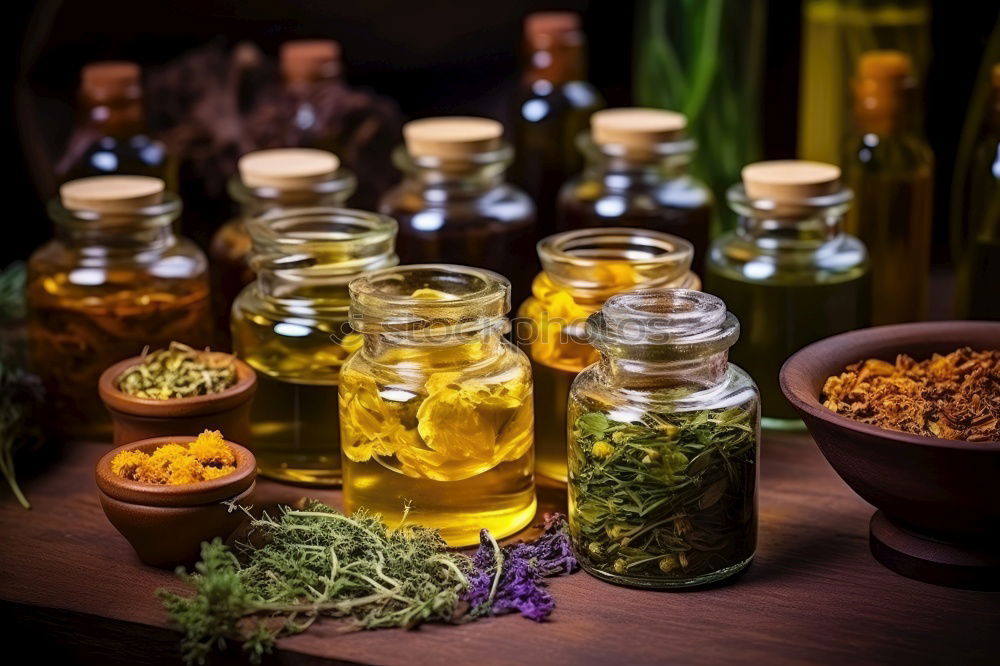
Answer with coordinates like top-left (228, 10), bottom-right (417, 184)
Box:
top-left (1, 433), bottom-right (997, 665)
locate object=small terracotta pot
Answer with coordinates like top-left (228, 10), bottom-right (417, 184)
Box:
top-left (95, 435), bottom-right (257, 568)
top-left (98, 355), bottom-right (257, 447)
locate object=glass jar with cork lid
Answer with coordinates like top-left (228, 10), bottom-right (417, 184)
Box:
top-left (27, 175), bottom-right (211, 439)
top-left (210, 148), bottom-right (356, 346)
top-left (378, 117), bottom-right (537, 305)
top-left (568, 288), bottom-right (759, 588)
top-left (518, 227), bottom-right (700, 483)
top-left (705, 160), bottom-right (869, 429)
top-left (231, 207), bottom-right (397, 485)
top-left (557, 108), bottom-right (714, 273)
top-left (339, 264), bottom-right (536, 546)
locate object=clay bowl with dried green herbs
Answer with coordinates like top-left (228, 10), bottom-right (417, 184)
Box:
top-left (779, 320), bottom-right (1000, 590)
top-left (99, 345), bottom-right (256, 446)
top-left (96, 435), bottom-right (256, 568)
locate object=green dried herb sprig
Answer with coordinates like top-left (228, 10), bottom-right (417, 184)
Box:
top-left (0, 358), bottom-right (43, 509)
top-left (116, 342), bottom-right (237, 400)
top-left (569, 403), bottom-right (757, 581)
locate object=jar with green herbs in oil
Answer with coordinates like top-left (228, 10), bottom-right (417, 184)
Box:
top-left (27, 176), bottom-right (211, 440)
top-left (231, 207), bottom-right (397, 485)
top-left (518, 227), bottom-right (699, 484)
top-left (568, 288), bottom-right (759, 588)
top-left (340, 265), bottom-right (536, 547)
top-left (705, 161), bottom-right (869, 430)
top-left (210, 148), bottom-right (356, 348)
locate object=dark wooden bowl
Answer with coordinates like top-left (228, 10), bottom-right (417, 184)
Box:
top-left (95, 435), bottom-right (256, 568)
top-left (98, 355), bottom-right (257, 447)
top-left (779, 321), bottom-right (1000, 590)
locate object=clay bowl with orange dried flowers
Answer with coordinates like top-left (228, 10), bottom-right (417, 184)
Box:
top-left (780, 320), bottom-right (1000, 590)
top-left (95, 431), bottom-right (256, 568)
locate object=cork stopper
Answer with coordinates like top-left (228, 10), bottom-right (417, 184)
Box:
top-left (281, 39), bottom-right (342, 83)
top-left (742, 160), bottom-right (841, 202)
top-left (524, 11), bottom-right (583, 48)
top-left (81, 61), bottom-right (141, 103)
top-left (403, 117), bottom-right (504, 160)
top-left (591, 108), bottom-right (687, 153)
top-left (238, 148), bottom-right (341, 190)
top-left (60, 175), bottom-right (165, 213)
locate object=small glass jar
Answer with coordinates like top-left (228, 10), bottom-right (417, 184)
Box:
top-left (568, 288), bottom-right (759, 588)
top-left (379, 117), bottom-right (537, 306)
top-left (231, 207), bottom-right (396, 485)
top-left (210, 148), bottom-right (356, 348)
top-left (557, 108), bottom-right (714, 274)
top-left (705, 161), bottom-right (870, 430)
top-left (518, 227), bottom-right (700, 483)
top-left (340, 264), bottom-right (536, 546)
top-left (27, 176), bottom-right (211, 439)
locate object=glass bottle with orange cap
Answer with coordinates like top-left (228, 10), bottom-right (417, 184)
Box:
top-left (843, 50), bottom-right (933, 325)
top-left (557, 108), bottom-right (713, 273)
top-left (56, 61), bottom-right (175, 189)
top-left (27, 175), bottom-right (210, 439)
top-left (706, 160), bottom-right (869, 430)
top-left (378, 117), bottom-right (537, 305)
top-left (511, 11), bottom-right (603, 236)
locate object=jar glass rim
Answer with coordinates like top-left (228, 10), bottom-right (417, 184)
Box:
top-left (727, 182), bottom-right (853, 219)
top-left (228, 166), bottom-right (357, 206)
top-left (47, 190), bottom-right (182, 230)
top-left (391, 142), bottom-right (515, 173)
top-left (577, 131), bottom-right (697, 160)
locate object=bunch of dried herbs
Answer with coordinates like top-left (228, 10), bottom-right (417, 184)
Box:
top-left (568, 403), bottom-right (757, 584)
top-left (0, 358), bottom-right (44, 509)
top-left (159, 502), bottom-right (575, 664)
top-left (116, 342), bottom-right (237, 399)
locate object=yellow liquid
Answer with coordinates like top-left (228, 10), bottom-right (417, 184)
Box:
top-left (531, 358), bottom-right (579, 484)
top-left (339, 343), bottom-right (536, 547)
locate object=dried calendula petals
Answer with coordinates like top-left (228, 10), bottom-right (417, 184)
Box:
top-left (110, 430), bottom-right (238, 484)
top-left (822, 347), bottom-right (1000, 442)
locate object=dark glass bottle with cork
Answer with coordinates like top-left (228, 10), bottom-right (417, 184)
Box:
top-left (511, 11), bottom-right (603, 236)
top-left (557, 108), bottom-right (714, 274)
top-left (378, 117), bottom-right (537, 305)
top-left (843, 50), bottom-right (933, 325)
top-left (56, 61), bottom-right (175, 189)
top-left (706, 161), bottom-right (869, 430)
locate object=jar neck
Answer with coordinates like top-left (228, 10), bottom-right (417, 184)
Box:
top-left (81, 96), bottom-right (145, 138)
top-left (47, 195), bottom-right (180, 252)
top-left (393, 145), bottom-right (512, 194)
top-left (580, 135), bottom-right (694, 184)
top-left (228, 171), bottom-right (357, 216)
top-left (361, 324), bottom-right (506, 367)
top-left (598, 350), bottom-right (729, 390)
top-left (523, 43), bottom-right (586, 86)
top-left (728, 184), bottom-right (852, 249)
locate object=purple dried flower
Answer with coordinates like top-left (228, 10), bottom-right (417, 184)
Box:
top-left (463, 513), bottom-right (578, 622)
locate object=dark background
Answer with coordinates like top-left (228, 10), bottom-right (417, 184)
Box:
top-left (3, 0), bottom-right (998, 268)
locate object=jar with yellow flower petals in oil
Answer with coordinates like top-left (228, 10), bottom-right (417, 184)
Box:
top-left (231, 208), bottom-right (397, 485)
top-left (518, 228), bottom-right (699, 483)
top-left (340, 265), bottom-right (536, 546)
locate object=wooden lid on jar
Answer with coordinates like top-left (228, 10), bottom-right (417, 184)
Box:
top-left (81, 61), bottom-right (141, 102)
top-left (238, 148), bottom-right (341, 189)
top-left (60, 175), bottom-right (165, 213)
top-left (591, 108), bottom-right (687, 150)
top-left (281, 39), bottom-right (342, 82)
top-left (403, 117), bottom-right (504, 160)
top-left (742, 160), bottom-right (841, 202)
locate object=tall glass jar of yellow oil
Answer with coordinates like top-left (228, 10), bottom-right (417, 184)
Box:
top-left (518, 228), bottom-right (699, 483)
top-left (27, 175), bottom-right (211, 439)
top-left (210, 148), bottom-right (356, 348)
top-left (231, 207), bottom-right (397, 485)
top-left (340, 264), bottom-right (536, 546)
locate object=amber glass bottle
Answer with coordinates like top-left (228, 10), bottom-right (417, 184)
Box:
top-left (27, 176), bottom-right (210, 439)
top-left (706, 161), bottom-right (869, 430)
top-left (340, 265), bottom-right (536, 546)
top-left (56, 62), bottom-right (174, 189)
top-left (518, 228), bottom-right (699, 483)
top-left (512, 11), bottom-right (603, 236)
top-left (209, 148), bottom-right (356, 348)
top-left (379, 117), bottom-right (537, 305)
top-left (558, 108), bottom-right (713, 274)
top-left (843, 50), bottom-right (933, 325)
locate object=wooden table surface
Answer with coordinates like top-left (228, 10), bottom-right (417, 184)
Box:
top-left (1, 433), bottom-right (997, 665)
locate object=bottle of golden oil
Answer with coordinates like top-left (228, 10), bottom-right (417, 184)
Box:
top-left (557, 108), bottom-right (714, 274)
top-left (27, 176), bottom-right (211, 439)
top-left (843, 50), bottom-right (933, 324)
top-left (210, 148), bottom-right (356, 349)
top-left (518, 228), bottom-right (699, 483)
top-left (340, 265), bottom-right (536, 546)
top-left (231, 208), bottom-right (397, 485)
top-left (706, 161), bottom-right (870, 430)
